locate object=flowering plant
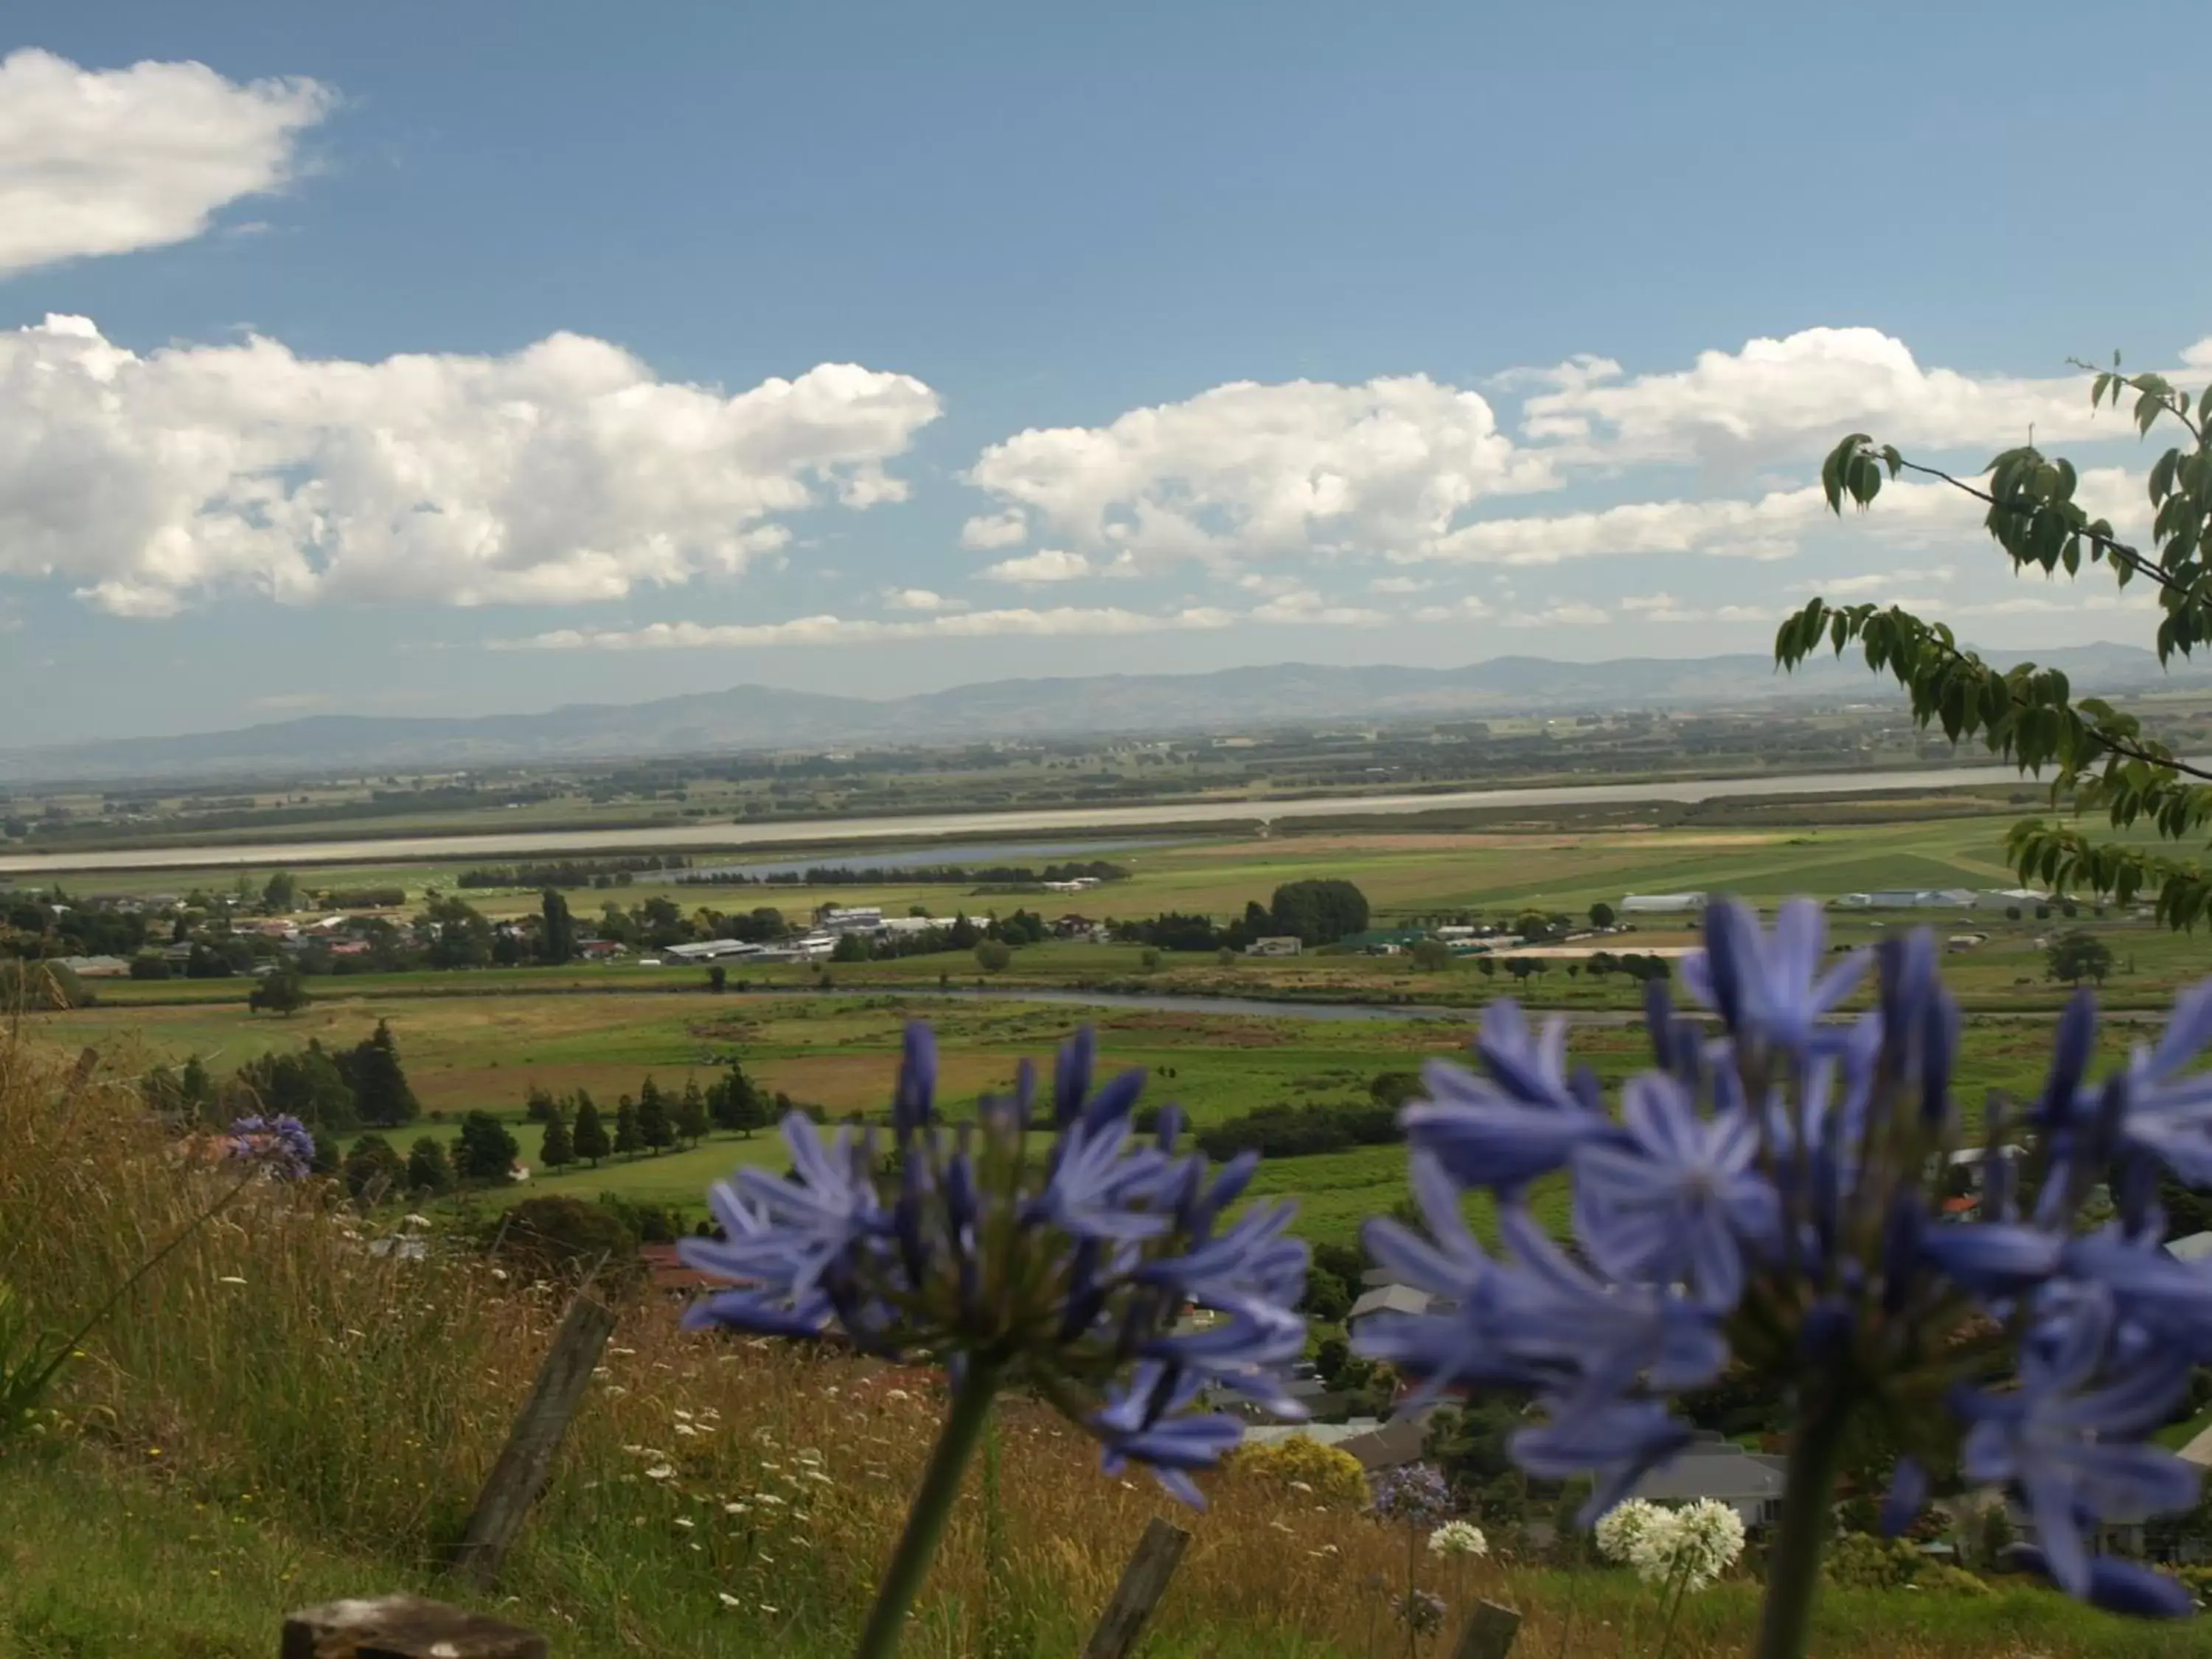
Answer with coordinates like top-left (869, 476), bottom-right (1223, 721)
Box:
top-left (1359, 898), bottom-right (2212, 1655)
top-left (1427, 1517), bottom-right (1489, 1559)
top-left (1608, 1497), bottom-right (1746, 1590)
top-left (226, 1114), bottom-right (316, 1181)
top-left (681, 1024), bottom-right (1308, 1658)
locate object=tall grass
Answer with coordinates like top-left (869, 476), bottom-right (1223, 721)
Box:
top-left (0, 1032), bottom-right (2196, 1658)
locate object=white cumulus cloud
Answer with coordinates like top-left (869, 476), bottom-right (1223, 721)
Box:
top-left (964, 375), bottom-right (1556, 573)
top-left (1518, 327), bottom-right (2121, 468)
top-left (882, 588), bottom-right (964, 612)
top-left (1504, 597), bottom-right (1610, 624)
top-left (0, 49), bottom-right (334, 276)
top-left (1248, 590), bottom-right (1388, 627)
top-left (980, 549), bottom-right (1094, 584)
top-left (0, 314), bottom-right (941, 615)
top-left (959, 509), bottom-right (1029, 549)
top-left (1398, 468), bottom-right (2138, 569)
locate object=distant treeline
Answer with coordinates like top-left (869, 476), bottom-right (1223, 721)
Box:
top-left (456, 855), bottom-right (693, 889)
top-left (1143, 1072), bottom-right (1420, 1161)
top-left (1113, 879), bottom-right (1371, 952)
top-left (677, 860), bottom-right (1129, 888)
top-left (322, 886), bottom-right (406, 908)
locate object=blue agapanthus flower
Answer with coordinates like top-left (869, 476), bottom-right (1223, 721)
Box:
top-left (1358, 897), bottom-right (2212, 1617)
top-left (226, 1113), bottom-right (315, 1181)
top-left (1371, 1460), bottom-right (1453, 1526)
top-left (682, 1023), bottom-right (1308, 1504)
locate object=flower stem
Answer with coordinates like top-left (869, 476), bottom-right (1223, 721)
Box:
top-left (850, 1366), bottom-right (1000, 1659)
top-left (1651, 1558), bottom-right (1694, 1659)
top-left (1753, 1402), bottom-right (1851, 1659)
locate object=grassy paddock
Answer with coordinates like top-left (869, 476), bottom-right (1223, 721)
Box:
top-left (18, 987), bottom-right (2123, 1251)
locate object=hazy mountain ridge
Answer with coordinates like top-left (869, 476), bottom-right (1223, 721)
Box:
top-left (9, 644), bottom-right (2203, 783)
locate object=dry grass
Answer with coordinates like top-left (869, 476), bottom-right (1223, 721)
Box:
top-left (0, 1032), bottom-right (2191, 1658)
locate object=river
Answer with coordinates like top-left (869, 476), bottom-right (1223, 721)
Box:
top-left (0, 760), bottom-right (2026, 875)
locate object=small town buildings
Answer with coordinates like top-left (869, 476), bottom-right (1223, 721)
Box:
top-left (663, 938), bottom-right (768, 962)
top-left (1834, 889), bottom-right (1979, 910)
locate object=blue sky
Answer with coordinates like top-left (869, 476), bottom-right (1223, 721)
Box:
top-left (6, 1), bottom-right (2210, 742)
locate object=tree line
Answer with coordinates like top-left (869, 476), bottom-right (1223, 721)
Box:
top-left (1113, 879), bottom-right (1371, 952)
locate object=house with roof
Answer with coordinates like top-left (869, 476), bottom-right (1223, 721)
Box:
top-left (1625, 1434), bottom-right (1790, 1528)
top-left (1348, 1283), bottom-right (1442, 1327)
top-left (2166, 1231), bottom-right (2212, 1265)
top-left (56, 954), bottom-right (131, 978)
top-left (1242, 1405), bottom-right (1441, 1472)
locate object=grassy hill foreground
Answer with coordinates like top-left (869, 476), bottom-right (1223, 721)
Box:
top-left (3, 1034), bottom-right (2206, 1658)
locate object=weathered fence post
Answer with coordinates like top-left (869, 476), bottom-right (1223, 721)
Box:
top-left (1081, 1517), bottom-right (1192, 1659)
top-left (281, 1595), bottom-right (546, 1658)
top-left (449, 1290), bottom-right (618, 1588)
top-left (1450, 1599), bottom-right (1523, 1659)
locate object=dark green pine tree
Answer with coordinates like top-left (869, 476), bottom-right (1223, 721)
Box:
top-left (571, 1093), bottom-right (611, 1166)
top-left (539, 1108), bottom-right (575, 1172)
top-left (406, 1135), bottom-right (453, 1194)
top-left (455, 1110), bottom-right (520, 1185)
top-left (636, 1076), bottom-right (675, 1153)
top-left (675, 1079), bottom-right (709, 1147)
top-left (711, 1057), bottom-right (768, 1137)
top-left (540, 888), bottom-right (577, 964)
top-left (613, 1096), bottom-right (641, 1158)
top-left (347, 1019), bottom-right (421, 1127)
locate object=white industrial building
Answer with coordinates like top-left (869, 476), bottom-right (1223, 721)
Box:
top-left (1619, 893), bottom-right (1707, 916)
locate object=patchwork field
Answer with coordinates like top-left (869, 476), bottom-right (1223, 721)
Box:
top-left (28, 980), bottom-right (2097, 1251)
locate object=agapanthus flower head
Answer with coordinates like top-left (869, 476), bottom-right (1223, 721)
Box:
top-left (1371, 1461), bottom-right (1453, 1526)
top-left (225, 1114), bottom-right (315, 1181)
top-left (1360, 896), bottom-right (2212, 1617)
top-left (1593, 1498), bottom-right (1668, 1566)
top-left (681, 1023), bottom-right (1307, 1506)
top-left (1391, 1589), bottom-right (1447, 1636)
top-left (1427, 1518), bottom-right (1489, 1559)
top-left (1630, 1498), bottom-right (1745, 1590)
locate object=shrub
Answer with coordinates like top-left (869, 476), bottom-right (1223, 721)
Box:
top-left (1229, 1435), bottom-right (1368, 1509)
top-left (491, 1194), bottom-right (639, 1283)
top-left (0, 959), bottom-right (86, 1009)
top-left (1822, 1533), bottom-right (1924, 1590)
top-left (1919, 1562), bottom-right (1994, 1597)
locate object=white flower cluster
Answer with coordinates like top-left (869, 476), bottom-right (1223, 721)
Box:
top-left (1594, 1498), bottom-right (1745, 1590)
top-left (1427, 1520), bottom-right (1489, 1559)
top-left (1593, 1498), bottom-right (1666, 1565)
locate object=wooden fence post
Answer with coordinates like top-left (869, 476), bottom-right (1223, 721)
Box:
top-left (449, 1290), bottom-right (618, 1588)
top-left (1081, 1517), bottom-right (1191, 1659)
top-left (1450, 1599), bottom-right (1523, 1659)
top-left (281, 1594), bottom-right (546, 1658)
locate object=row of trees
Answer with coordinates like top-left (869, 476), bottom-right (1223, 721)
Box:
top-left (340, 1112), bottom-right (518, 1199)
top-left (146, 1019), bottom-right (420, 1132)
top-left (1116, 880), bottom-right (1374, 953)
top-left (522, 1060), bottom-right (778, 1172)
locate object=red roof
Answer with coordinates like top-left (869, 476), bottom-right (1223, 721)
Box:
top-left (638, 1242), bottom-right (717, 1293)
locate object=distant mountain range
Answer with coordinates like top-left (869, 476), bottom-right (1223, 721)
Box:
top-left (10, 642), bottom-right (2207, 784)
